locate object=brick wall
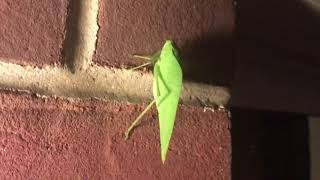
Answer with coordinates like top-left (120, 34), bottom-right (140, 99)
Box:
top-left (0, 0), bottom-right (234, 179)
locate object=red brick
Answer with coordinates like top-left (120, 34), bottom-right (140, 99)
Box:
top-left (94, 0), bottom-right (235, 84)
top-left (0, 90), bottom-right (231, 179)
top-left (0, 0), bottom-right (68, 66)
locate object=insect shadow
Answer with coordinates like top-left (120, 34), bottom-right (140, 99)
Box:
top-left (178, 35), bottom-right (236, 86)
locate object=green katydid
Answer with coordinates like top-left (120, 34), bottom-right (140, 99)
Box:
top-left (124, 40), bottom-right (183, 163)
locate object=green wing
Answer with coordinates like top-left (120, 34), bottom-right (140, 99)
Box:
top-left (153, 40), bottom-right (183, 163)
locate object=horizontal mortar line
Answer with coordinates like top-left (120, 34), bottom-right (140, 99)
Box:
top-left (0, 60), bottom-right (230, 106)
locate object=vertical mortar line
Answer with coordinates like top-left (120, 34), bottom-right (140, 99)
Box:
top-left (62, 0), bottom-right (99, 73)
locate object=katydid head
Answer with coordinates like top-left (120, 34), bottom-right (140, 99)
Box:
top-left (163, 40), bottom-right (176, 52)
top-left (159, 40), bottom-right (182, 70)
top-left (161, 40), bottom-right (180, 61)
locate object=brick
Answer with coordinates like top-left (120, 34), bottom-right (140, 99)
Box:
top-left (0, 0), bottom-right (68, 66)
top-left (94, 0), bottom-right (235, 85)
top-left (0, 90), bottom-right (231, 179)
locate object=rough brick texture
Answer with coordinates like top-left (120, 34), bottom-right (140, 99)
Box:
top-left (94, 0), bottom-right (235, 85)
top-left (0, 90), bottom-right (231, 179)
top-left (0, 0), bottom-right (68, 66)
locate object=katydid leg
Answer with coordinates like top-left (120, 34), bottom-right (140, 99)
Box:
top-left (124, 99), bottom-right (156, 140)
top-left (128, 54), bottom-right (154, 70)
top-left (154, 65), bottom-right (171, 107)
top-left (130, 51), bottom-right (161, 62)
top-left (131, 54), bottom-right (153, 61)
top-left (130, 62), bottom-right (152, 71)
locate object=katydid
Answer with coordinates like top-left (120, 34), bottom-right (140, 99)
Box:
top-left (124, 40), bottom-right (183, 163)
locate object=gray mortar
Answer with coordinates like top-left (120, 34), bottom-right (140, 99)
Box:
top-left (62, 0), bottom-right (99, 72)
top-left (0, 61), bottom-right (230, 106)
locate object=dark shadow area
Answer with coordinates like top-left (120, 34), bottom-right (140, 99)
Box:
top-left (232, 0), bottom-right (320, 114)
top-left (180, 35), bottom-right (236, 86)
top-left (231, 108), bottom-right (310, 180)
top-left (236, 0), bottom-right (320, 58)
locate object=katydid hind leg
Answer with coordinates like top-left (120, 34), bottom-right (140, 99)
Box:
top-left (155, 65), bottom-right (161, 97)
top-left (124, 100), bottom-right (156, 140)
top-left (154, 66), bottom-right (172, 107)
